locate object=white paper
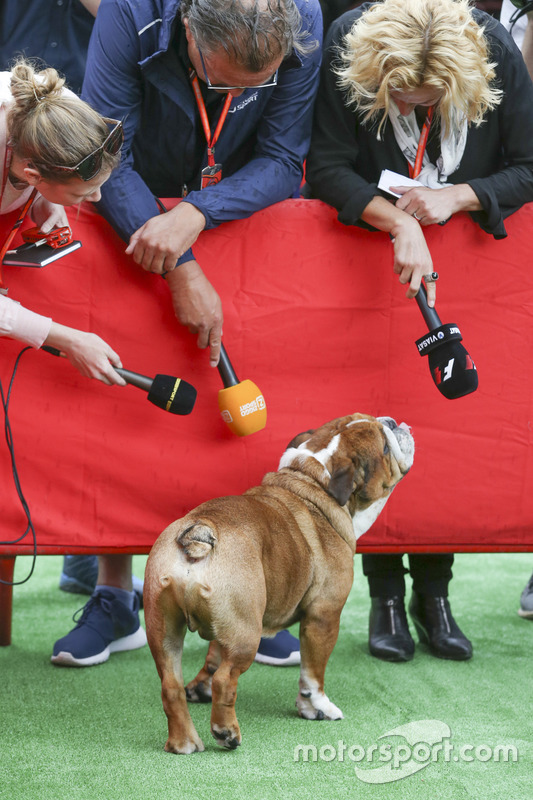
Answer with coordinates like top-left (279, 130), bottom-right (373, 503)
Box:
top-left (377, 169), bottom-right (423, 198)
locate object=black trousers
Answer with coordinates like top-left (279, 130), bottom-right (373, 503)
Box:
top-left (362, 553), bottom-right (454, 598)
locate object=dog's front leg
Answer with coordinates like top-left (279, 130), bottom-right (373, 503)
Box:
top-left (296, 608), bottom-right (344, 721)
top-left (210, 643), bottom-right (257, 749)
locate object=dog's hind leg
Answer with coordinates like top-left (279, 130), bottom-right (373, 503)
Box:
top-left (209, 636), bottom-right (260, 749)
top-left (185, 640), bottom-right (221, 703)
top-left (296, 605), bottom-right (344, 721)
top-left (144, 584), bottom-right (204, 754)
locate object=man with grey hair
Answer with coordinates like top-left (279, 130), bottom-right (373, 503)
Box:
top-left (51, 0), bottom-right (322, 670)
top-left (82, 0), bottom-right (322, 368)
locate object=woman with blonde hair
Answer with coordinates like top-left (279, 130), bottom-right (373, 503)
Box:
top-left (0, 59), bottom-right (125, 384)
top-left (307, 0), bottom-right (533, 307)
top-left (306, 0), bottom-right (533, 662)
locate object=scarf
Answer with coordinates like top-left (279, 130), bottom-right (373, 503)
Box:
top-left (388, 100), bottom-right (468, 186)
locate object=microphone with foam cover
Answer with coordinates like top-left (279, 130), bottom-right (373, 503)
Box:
top-left (217, 344), bottom-right (266, 436)
top-left (41, 346), bottom-right (196, 415)
top-left (114, 368), bottom-right (197, 415)
top-left (415, 284), bottom-right (478, 399)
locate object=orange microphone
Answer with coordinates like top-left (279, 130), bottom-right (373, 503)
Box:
top-left (217, 344), bottom-right (266, 436)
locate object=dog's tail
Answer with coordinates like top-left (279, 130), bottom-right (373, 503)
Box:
top-left (178, 522), bottom-right (216, 561)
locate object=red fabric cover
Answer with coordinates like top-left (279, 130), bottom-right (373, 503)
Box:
top-left (1, 199), bottom-right (532, 554)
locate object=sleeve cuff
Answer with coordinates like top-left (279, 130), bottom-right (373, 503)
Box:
top-left (176, 248), bottom-right (195, 266)
top-left (0, 297), bottom-right (52, 348)
top-left (338, 184), bottom-right (380, 227)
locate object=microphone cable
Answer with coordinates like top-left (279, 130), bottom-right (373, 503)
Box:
top-left (0, 346), bottom-right (37, 585)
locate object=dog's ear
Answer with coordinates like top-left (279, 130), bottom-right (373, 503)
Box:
top-left (285, 429), bottom-right (315, 450)
top-left (327, 460), bottom-right (357, 506)
top-left (327, 455), bottom-right (368, 507)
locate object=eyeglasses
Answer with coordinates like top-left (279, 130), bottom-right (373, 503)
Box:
top-left (50, 118), bottom-right (124, 181)
top-left (197, 47), bottom-right (278, 91)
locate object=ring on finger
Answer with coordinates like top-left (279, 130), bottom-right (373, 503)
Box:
top-left (423, 271), bottom-right (439, 283)
top-left (413, 212), bottom-right (421, 220)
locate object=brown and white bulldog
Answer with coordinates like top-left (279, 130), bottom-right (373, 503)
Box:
top-left (144, 413), bottom-right (414, 754)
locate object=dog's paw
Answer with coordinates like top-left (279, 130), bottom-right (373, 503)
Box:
top-left (211, 723), bottom-right (242, 750)
top-left (185, 680), bottom-right (212, 703)
top-left (164, 735), bottom-right (205, 754)
top-left (296, 690), bottom-right (344, 721)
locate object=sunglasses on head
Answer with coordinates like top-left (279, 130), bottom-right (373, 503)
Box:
top-left (50, 118), bottom-right (124, 181)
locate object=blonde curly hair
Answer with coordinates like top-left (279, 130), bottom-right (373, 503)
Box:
top-left (336, 0), bottom-right (502, 137)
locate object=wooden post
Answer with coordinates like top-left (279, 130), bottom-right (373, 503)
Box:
top-left (0, 556), bottom-right (16, 646)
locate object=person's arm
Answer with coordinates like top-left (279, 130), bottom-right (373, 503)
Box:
top-left (82, 1), bottom-right (321, 366)
top-left (306, 13), bottom-right (379, 226)
top-left (120, 0), bottom-right (323, 273)
top-left (44, 322), bottom-right (126, 385)
top-left (360, 196), bottom-right (437, 306)
top-left (164, 260), bottom-right (223, 367)
top-left (306, 12), bottom-right (438, 302)
top-left (0, 295), bottom-right (125, 385)
top-left (391, 182), bottom-right (482, 226)
top-left (82, 0), bottom-right (163, 244)
top-left (0, 294), bottom-right (52, 349)
top-left (82, 1), bottom-right (222, 363)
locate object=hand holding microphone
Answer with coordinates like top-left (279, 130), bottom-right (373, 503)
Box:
top-left (217, 343), bottom-right (266, 436)
top-left (415, 278), bottom-right (478, 399)
top-left (42, 346), bottom-right (197, 415)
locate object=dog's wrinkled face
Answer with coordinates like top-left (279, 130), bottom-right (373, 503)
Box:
top-left (278, 413), bottom-right (414, 539)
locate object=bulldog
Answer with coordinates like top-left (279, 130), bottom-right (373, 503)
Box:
top-left (144, 413), bottom-right (414, 754)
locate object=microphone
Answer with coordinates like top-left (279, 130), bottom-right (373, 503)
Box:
top-left (41, 346), bottom-right (196, 415)
top-left (217, 344), bottom-right (266, 436)
top-left (415, 284), bottom-right (478, 399)
top-left (114, 368), bottom-right (197, 415)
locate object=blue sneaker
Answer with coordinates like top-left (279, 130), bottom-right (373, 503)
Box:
top-left (51, 590), bottom-right (147, 667)
top-left (59, 556), bottom-right (144, 607)
top-left (254, 629), bottom-right (300, 666)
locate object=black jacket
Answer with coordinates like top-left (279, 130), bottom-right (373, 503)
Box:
top-left (306, 5), bottom-right (533, 238)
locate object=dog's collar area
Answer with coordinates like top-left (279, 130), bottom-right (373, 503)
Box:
top-left (278, 433), bottom-right (341, 479)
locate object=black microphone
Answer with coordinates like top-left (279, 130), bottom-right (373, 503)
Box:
top-left (415, 284), bottom-right (478, 399)
top-left (114, 368), bottom-right (197, 415)
top-left (41, 346), bottom-right (196, 415)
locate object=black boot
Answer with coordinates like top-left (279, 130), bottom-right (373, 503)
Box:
top-left (408, 592), bottom-right (473, 660)
top-left (368, 597), bottom-right (415, 662)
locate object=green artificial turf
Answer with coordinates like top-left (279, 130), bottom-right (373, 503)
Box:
top-left (1, 553), bottom-right (531, 800)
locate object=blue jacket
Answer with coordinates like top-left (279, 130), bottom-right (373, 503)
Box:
top-left (83, 0), bottom-right (322, 260)
top-left (0, 0), bottom-right (95, 94)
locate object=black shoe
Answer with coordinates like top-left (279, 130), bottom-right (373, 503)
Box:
top-left (408, 593), bottom-right (473, 661)
top-left (368, 596), bottom-right (415, 662)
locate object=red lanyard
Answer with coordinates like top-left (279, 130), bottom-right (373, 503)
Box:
top-left (0, 145), bottom-right (37, 293)
top-left (190, 71), bottom-right (233, 169)
top-left (408, 106), bottom-right (435, 180)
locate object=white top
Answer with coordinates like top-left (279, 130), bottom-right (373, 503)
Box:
top-left (0, 294), bottom-right (52, 348)
top-left (500, 0), bottom-right (527, 50)
top-left (0, 70), bottom-right (62, 346)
